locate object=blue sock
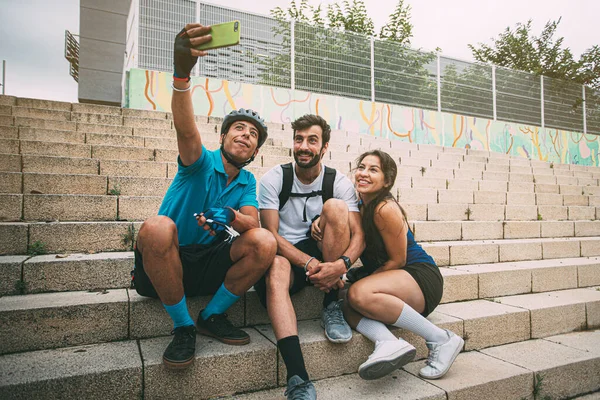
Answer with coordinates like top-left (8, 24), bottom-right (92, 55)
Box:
top-left (201, 283), bottom-right (240, 320)
top-left (163, 295), bottom-right (195, 329)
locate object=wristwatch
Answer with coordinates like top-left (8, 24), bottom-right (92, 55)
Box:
top-left (339, 255), bottom-right (352, 270)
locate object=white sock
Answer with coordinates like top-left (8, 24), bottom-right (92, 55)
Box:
top-left (356, 317), bottom-right (399, 344)
top-left (392, 304), bottom-right (448, 344)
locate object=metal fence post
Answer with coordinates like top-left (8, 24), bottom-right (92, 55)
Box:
top-left (492, 65), bottom-right (497, 121)
top-left (1, 60), bottom-right (5, 95)
top-left (133, 0), bottom-right (139, 69)
top-left (436, 53), bottom-right (441, 112)
top-left (290, 19), bottom-right (295, 90)
top-left (540, 76), bottom-right (545, 128)
top-left (370, 37), bottom-right (375, 102)
top-left (194, 1), bottom-right (201, 77)
top-left (582, 85), bottom-right (587, 134)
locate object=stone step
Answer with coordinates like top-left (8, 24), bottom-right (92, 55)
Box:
top-left (0, 126), bottom-right (17, 139)
top-left (0, 95), bottom-right (16, 106)
top-left (419, 203), bottom-right (599, 222)
top-left (1, 257), bottom-right (598, 353)
top-left (11, 107), bottom-right (71, 121)
top-left (22, 172), bottom-right (108, 195)
top-left (2, 188), bottom-right (598, 222)
top-left (72, 103), bottom-right (123, 116)
top-left (86, 132), bottom-right (145, 147)
top-left (1, 210), bottom-right (599, 254)
top-left (0, 154), bottom-right (21, 172)
top-left (3, 123), bottom-right (599, 175)
top-left (9, 169), bottom-right (596, 210)
top-left (123, 116), bottom-right (172, 130)
top-left (0, 221), bottom-right (136, 255)
top-left (4, 246), bottom-right (599, 302)
top-left (18, 126), bottom-right (86, 144)
top-left (0, 194), bottom-right (21, 221)
top-left (123, 107), bottom-right (171, 119)
top-left (13, 116), bottom-right (76, 131)
top-left (412, 220), bottom-right (600, 242)
top-left (22, 194), bottom-right (117, 221)
top-left (3, 128), bottom-right (600, 177)
top-left (20, 139), bottom-right (91, 158)
top-left (0, 312), bottom-right (600, 399)
top-left (71, 112), bottom-right (123, 126)
top-left (21, 154), bottom-right (99, 175)
top-left (421, 236), bottom-right (600, 266)
top-left (2, 328), bottom-right (598, 400)
top-left (14, 97), bottom-right (72, 111)
top-left (76, 122), bottom-right (133, 135)
top-left (0, 340), bottom-right (143, 400)
top-left (248, 330), bottom-right (600, 399)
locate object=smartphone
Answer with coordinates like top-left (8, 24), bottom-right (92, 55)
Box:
top-left (195, 20), bottom-right (240, 51)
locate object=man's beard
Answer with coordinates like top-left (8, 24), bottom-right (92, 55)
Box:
top-left (294, 150), bottom-right (321, 169)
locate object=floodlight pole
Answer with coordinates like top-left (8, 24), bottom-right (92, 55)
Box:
top-left (1, 60), bottom-right (5, 95)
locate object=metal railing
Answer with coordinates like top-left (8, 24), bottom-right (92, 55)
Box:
top-left (1, 60), bottom-right (5, 95)
top-left (125, 0), bottom-right (600, 135)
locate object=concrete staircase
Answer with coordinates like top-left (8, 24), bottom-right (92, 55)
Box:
top-left (0, 95), bottom-right (599, 399)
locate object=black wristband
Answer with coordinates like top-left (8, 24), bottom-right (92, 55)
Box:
top-left (339, 255), bottom-right (352, 270)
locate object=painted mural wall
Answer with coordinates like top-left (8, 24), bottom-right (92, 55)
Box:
top-left (126, 68), bottom-right (599, 167)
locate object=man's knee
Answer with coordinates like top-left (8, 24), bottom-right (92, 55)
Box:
top-left (265, 256), bottom-right (292, 290)
top-left (242, 228), bottom-right (277, 259)
top-left (322, 198), bottom-right (349, 222)
top-left (137, 216), bottom-right (178, 255)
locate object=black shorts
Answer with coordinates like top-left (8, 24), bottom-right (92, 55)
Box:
top-left (254, 237), bottom-right (323, 308)
top-left (402, 262), bottom-right (444, 317)
top-left (132, 238), bottom-right (235, 298)
top-left (348, 261), bottom-right (444, 317)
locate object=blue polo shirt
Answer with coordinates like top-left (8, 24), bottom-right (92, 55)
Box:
top-left (158, 146), bottom-right (258, 246)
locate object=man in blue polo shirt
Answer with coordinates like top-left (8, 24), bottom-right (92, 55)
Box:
top-left (132, 23), bottom-right (277, 370)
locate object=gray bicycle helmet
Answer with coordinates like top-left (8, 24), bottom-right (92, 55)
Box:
top-left (221, 108), bottom-right (269, 148)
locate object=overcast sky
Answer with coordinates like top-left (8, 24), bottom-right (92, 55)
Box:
top-left (0, 0), bottom-right (597, 103)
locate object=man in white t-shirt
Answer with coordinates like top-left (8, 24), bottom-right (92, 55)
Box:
top-left (256, 114), bottom-right (365, 399)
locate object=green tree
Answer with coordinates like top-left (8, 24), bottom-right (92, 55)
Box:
top-left (469, 19), bottom-right (600, 131)
top-left (379, 0), bottom-right (412, 45)
top-left (468, 19), bottom-right (599, 90)
top-left (259, 0), bottom-right (437, 108)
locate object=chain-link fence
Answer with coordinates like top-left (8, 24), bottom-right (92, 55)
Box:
top-left (126, 0), bottom-right (599, 135)
top-left (495, 66), bottom-right (542, 126)
top-left (137, 0), bottom-right (195, 73)
top-left (197, 3), bottom-right (291, 87)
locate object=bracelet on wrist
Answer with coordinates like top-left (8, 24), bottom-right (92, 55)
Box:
top-left (171, 82), bottom-right (192, 92)
top-left (303, 256), bottom-right (315, 281)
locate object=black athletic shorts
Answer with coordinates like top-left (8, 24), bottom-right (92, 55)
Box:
top-left (132, 237), bottom-right (235, 298)
top-left (402, 262), bottom-right (444, 317)
top-left (347, 261), bottom-right (443, 317)
top-left (254, 237), bottom-right (323, 308)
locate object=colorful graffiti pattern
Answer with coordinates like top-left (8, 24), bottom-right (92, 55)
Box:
top-left (126, 68), bottom-right (599, 167)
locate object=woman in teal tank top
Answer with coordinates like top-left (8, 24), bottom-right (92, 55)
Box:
top-left (340, 150), bottom-right (464, 381)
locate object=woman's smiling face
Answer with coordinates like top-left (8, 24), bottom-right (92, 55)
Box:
top-left (355, 154), bottom-right (388, 197)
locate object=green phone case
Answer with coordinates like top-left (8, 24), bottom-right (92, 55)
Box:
top-left (195, 20), bottom-right (241, 51)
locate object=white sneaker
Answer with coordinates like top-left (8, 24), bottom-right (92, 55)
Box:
top-left (419, 330), bottom-right (464, 379)
top-left (358, 339), bottom-right (416, 380)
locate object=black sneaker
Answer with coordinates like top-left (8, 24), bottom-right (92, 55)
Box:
top-left (197, 310), bottom-right (250, 345)
top-left (163, 325), bottom-right (197, 369)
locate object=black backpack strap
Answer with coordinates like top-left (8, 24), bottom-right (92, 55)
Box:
top-left (278, 163), bottom-right (293, 211)
top-left (322, 166), bottom-right (336, 204)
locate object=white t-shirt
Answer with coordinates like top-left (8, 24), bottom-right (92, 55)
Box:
top-left (258, 163), bottom-right (359, 244)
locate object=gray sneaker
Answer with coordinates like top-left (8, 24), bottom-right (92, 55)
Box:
top-left (284, 375), bottom-right (316, 400)
top-left (321, 299), bottom-right (352, 343)
top-left (419, 330), bottom-right (464, 380)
